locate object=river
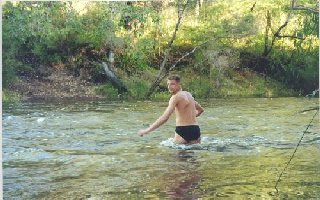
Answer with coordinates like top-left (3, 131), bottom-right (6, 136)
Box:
top-left (2, 97), bottom-right (319, 199)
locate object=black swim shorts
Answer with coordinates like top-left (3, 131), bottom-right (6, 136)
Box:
top-left (175, 125), bottom-right (201, 142)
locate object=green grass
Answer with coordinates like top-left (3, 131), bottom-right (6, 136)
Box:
top-left (180, 69), bottom-right (297, 98)
top-left (95, 83), bottom-right (119, 99)
top-left (93, 68), bottom-right (298, 100)
top-left (2, 89), bottom-right (21, 104)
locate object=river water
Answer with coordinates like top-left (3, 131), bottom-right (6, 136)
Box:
top-left (2, 98), bottom-right (319, 199)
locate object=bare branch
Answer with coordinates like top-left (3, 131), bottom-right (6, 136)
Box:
top-left (292, 6), bottom-right (319, 14)
top-left (165, 34), bottom-right (250, 75)
top-left (263, 0), bottom-right (318, 56)
top-left (145, 1), bottom-right (189, 99)
top-left (168, 40), bottom-right (210, 71)
top-left (276, 34), bottom-right (305, 40)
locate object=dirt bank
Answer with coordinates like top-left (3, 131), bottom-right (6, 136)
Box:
top-left (9, 70), bottom-right (105, 102)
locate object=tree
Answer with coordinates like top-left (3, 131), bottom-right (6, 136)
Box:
top-left (263, 0), bottom-right (319, 56)
top-left (145, 1), bottom-right (189, 99)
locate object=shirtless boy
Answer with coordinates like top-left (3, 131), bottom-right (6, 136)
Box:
top-left (137, 75), bottom-right (204, 144)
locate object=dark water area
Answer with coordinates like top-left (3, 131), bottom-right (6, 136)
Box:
top-left (2, 98), bottom-right (319, 199)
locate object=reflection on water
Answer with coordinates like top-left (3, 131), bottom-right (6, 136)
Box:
top-left (163, 151), bottom-right (202, 200)
top-left (2, 98), bottom-right (320, 199)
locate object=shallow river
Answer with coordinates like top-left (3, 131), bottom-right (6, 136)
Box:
top-left (2, 98), bottom-right (320, 199)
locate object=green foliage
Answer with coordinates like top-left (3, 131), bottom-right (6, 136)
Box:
top-left (76, 4), bottom-right (114, 48)
top-left (2, 89), bottom-right (21, 104)
top-left (95, 83), bottom-right (118, 99)
top-left (151, 92), bottom-right (171, 101)
top-left (2, 0), bottom-right (318, 97)
top-left (124, 77), bottom-right (149, 98)
top-left (118, 50), bottom-right (149, 73)
top-left (2, 55), bottom-right (19, 87)
top-left (2, 2), bottom-right (117, 78)
top-left (184, 78), bottom-right (212, 98)
top-left (182, 69), bottom-right (296, 98)
top-left (2, 2), bottom-right (33, 85)
top-left (204, 0), bottom-right (319, 94)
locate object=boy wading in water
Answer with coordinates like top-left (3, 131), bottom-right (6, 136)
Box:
top-left (137, 75), bottom-right (204, 144)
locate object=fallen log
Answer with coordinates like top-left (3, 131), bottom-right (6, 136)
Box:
top-left (102, 62), bottom-right (128, 94)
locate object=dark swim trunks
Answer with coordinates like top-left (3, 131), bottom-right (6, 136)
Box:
top-left (175, 125), bottom-right (201, 142)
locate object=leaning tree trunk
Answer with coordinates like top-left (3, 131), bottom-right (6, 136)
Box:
top-left (102, 3), bottom-right (128, 94)
top-left (102, 62), bottom-right (128, 94)
top-left (145, 1), bottom-right (189, 99)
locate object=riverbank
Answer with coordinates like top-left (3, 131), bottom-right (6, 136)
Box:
top-left (4, 70), bottom-right (105, 103)
top-left (3, 67), bottom-right (300, 104)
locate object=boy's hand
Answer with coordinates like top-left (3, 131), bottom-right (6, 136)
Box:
top-left (137, 129), bottom-right (148, 137)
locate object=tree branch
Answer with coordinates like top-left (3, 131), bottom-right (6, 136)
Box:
top-left (264, 0), bottom-right (306, 56)
top-left (292, 6), bottom-right (319, 14)
top-left (168, 40), bottom-right (210, 71)
top-left (263, 0), bottom-right (318, 56)
top-left (145, 1), bottom-right (189, 99)
top-left (276, 34), bottom-right (305, 40)
top-left (160, 34), bottom-right (250, 80)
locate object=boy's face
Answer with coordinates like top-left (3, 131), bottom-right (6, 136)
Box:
top-left (167, 80), bottom-right (180, 94)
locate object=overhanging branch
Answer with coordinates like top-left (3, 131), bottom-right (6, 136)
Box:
top-left (263, 0), bottom-right (315, 56)
top-left (292, 6), bottom-right (319, 14)
top-left (276, 34), bottom-right (305, 40)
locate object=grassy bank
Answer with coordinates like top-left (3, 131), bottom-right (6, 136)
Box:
top-left (95, 68), bottom-right (298, 100)
top-left (2, 89), bottom-right (21, 104)
top-left (2, 67), bottom-right (298, 104)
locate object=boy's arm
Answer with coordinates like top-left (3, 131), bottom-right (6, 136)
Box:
top-left (195, 101), bottom-right (204, 117)
top-left (138, 97), bottom-right (176, 136)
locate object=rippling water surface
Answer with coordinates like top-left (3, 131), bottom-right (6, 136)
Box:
top-left (2, 98), bottom-right (320, 199)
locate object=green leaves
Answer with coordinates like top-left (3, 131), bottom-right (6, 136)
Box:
top-left (2, 0), bottom-right (318, 95)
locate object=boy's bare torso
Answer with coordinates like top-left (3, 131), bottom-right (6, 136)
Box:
top-left (174, 91), bottom-right (198, 126)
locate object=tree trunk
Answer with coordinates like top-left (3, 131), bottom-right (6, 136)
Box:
top-left (263, 10), bottom-right (271, 56)
top-left (262, 0), bottom-right (316, 56)
top-left (103, 3), bottom-right (127, 94)
top-left (102, 62), bottom-right (128, 94)
top-left (108, 49), bottom-right (115, 70)
top-left (195, 0), bottom-right (202, 18)
top-left (145, 1), bottom-right (189, 99)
